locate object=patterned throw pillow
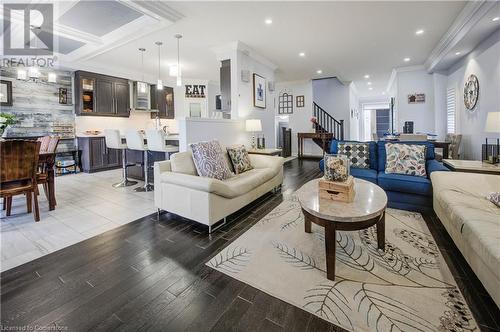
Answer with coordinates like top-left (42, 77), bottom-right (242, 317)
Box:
top-left (190, 140), bottom-right (234, 180)
top-left (487, 192), bottom-right (500, 207)
top-left (385, 143), bottom-right (427, 177)
top-left (227, 145), bottom-right (253, 174)
top-left (338, 142), bottom-right (370, 168)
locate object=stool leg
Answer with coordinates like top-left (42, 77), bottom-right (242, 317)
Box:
top-left (135, 150), bottom-right (154, 192)
top-left (113, 149), bottom-right (137, 188)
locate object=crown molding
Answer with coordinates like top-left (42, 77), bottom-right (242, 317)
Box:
top-left (424, 0), bottom-right (496, 73)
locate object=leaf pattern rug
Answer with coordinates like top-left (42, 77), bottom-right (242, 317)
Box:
top-left (206, 195), bottom-right (478, 331)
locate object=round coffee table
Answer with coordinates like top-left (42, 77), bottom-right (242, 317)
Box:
top-left (297, 178), bottom-right (387, 280)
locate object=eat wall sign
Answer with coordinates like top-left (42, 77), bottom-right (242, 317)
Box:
top-left (185, 85), bottom-right (206, 98)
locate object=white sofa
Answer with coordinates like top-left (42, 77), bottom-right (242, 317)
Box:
top-left (431, 171), bottom-right (500, 308)
top-left (154, 151), bottom-right (284, 232)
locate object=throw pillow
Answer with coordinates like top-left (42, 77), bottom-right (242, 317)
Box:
top-left (487, 192), bottom-right (500, 207)
top-left (385, 143), bottom-right (427, 177)
top-left (338, 142), bottom-right (370, 168)
top-left (227, 145), bottom-right (253, 174)
top-left (190, 140), bottom-right (234, 180)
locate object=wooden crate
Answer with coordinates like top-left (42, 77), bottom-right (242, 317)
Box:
top-left (319, 176), bottom-right (355, 202)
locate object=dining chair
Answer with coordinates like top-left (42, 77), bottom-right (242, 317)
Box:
top-left (1, 140), bottom-right (41, 222)
top-left (37, 136), bottom-right (59, 210)
top-left (104, 129), bottom-right (137, 188)
top-left (125, 129), bottom-right (153, 192)
top-left (145, 129), bottom-right (179, 160)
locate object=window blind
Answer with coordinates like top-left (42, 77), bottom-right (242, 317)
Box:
top-left (446, 88), bottom-right (456, 134)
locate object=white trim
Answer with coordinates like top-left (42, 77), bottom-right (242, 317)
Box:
top-left (424, 1), bottom-right (496, 73)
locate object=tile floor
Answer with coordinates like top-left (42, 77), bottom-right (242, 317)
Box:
top-left (0, 170), bottom-right (156, 272)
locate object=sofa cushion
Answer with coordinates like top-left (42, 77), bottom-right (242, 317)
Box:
top-left (160, 167), bottom-right (278, 199)
top-left (378, 141), bottom-right (435, 171)
top-left (431, 172), bottom-right (500, 287)
top-left (330, 140), bottom-right (377, 170)
top-left (190, 140), bottom-right (234, 180)
top-left (338, 142), bottom-right (370, 168)
top-left (377, 171), bottom-right (432, 196)
top-left (350, 168), bottom-right (378, 184)
top-left (227, 145), bottom-right (253, 174)
top-left (385, 143), bottom-right (427, 177)
top-left (170, 151), bottom-right (198, 175)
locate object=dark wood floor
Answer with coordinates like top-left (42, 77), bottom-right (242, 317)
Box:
top-left (1, 159), bottom-right (499, 332)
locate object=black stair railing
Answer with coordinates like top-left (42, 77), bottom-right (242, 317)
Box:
top-left (313, 102), bottom-right (344, 140)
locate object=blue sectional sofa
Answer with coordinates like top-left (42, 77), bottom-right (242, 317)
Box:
top-left (319, 140), bottom-right (449, 212)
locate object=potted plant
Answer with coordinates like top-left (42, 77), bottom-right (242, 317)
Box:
top-left (0, 113), bottom-right (16, 138)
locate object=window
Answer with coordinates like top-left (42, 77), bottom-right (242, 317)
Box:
top-left (446, 88), bottom-right (456, 134)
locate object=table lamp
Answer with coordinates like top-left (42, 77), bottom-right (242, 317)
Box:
top-left (484, 112), bottom-right (500, 164)
top-left (245, 119), bottom-right (262, 149)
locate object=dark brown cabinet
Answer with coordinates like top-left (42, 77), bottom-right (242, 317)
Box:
top-left (75, 71), bottom-right (130, 117)
top-left (78, 137), bottom-right (121, 173)
top-left (150, 85), bottom-right (175, 119)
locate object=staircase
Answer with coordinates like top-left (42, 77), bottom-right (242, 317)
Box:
top-left (312, 102), bottom-right (344, 152)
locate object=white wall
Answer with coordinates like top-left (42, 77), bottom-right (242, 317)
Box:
top-left (349, 83), bottom-right (361, 141)
top-left (275, 80), bottom-right (323, 156)
top-left (446, 30), bottom-right (500, 160)
top-left (395, 69), bottom-right (435, 134)
top-left (312, 78), bottom-right (351, 139)
top-left (433, 73), bottom-right (448, 141)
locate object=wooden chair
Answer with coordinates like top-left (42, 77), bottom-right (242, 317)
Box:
top-left (37, 136), bottom-right (59, 209)
top-left (1, 140), bottom-right (41, 222)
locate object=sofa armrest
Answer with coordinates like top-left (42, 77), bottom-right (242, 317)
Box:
top-left (426, 159), bottom-right (449, 178)
top-left (248, 154), bottom-right (284, 170)
top-left (160, 171), bottom-right (222, 193)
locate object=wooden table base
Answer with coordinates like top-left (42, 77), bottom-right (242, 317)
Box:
top-left (303, 208), bottom-right (385, 280)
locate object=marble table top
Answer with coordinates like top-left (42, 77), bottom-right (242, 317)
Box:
top-left (443, 159), bottom-right (500, 173)
top-left (297, 178), bottom-right (387, 222)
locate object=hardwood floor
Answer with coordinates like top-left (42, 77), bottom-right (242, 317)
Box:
top-left (1, 159), bottom-right (499, 332)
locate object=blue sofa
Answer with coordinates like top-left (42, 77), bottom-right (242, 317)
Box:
top-left (319, 140), bottom-right (449, 212)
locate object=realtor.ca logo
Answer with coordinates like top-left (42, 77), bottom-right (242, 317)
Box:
top-left (3, 3), bottom-right (53, 56)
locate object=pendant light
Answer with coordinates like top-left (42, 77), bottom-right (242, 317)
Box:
top-left (138, 48), bottom-right (147, 93)
top-left (155, 41), bottom-right (163, 90)
top-left (174, 34), bottom-right (183, 87)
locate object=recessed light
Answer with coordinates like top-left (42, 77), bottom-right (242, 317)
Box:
top-left (415, 29), bottom-right (424, 35)
top-left (493, 17), bottom-right (499, 22)
top-left (368, 87), bottom-right (373, 91)
top-left (367, 82), bottom-right (372, 85)
top-left (382, 91), bottom-right (386, 95)
top-left (455, 52), bottom-right (461, 56)
top-left (265, 18), bottom-right (273, 25)
top-left (364, 74), bottom-right (370, 79)
top-left (299, 52), bottom-right (305, 57)
top-left (316, 70), bottom-right (322, 74)
top-left (404, 57), bottom-right (411, 62)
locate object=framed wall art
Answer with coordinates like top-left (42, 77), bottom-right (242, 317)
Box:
top-left (0, 80), bottom-right (13, 106)
top-left (253, 73), bottom-right (266, 108)
top-left (296, 95), bottom-right (305, 108)
top-left (278, 92), bottom-right (293, 114)
top-left (408, 93), bottom-right (425, 104)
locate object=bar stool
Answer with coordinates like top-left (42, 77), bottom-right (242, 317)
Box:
top-left (125, 129), bottom-right (153, 192)
top-left (145, 129), bottom-right (179, 160)
top-left (104, 129), bottom-right (137, 188)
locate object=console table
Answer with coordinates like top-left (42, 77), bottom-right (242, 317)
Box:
top-left (247, 148), bottom-right (282, 156)
top-left (443, 159), bottom-right (500, 175)
top-left (297, 132), bottom-right (334, 158)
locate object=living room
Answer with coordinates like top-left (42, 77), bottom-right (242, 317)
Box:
top-left (1, 1), bottom-right (499, 331)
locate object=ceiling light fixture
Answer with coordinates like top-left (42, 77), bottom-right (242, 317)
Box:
top-left (415, 29), bottom-right (424, 35)
top-left (316, 70), bottom-right (322, 74)
top-left (265, 18), bottom-right (273, 25)
top-left (368, 87), bottom-right (373, 91)
top-left (455, 51), bottom-right (461, 56)
top-left (138, 48), bottom-right (147, 94)
top-left (174, 34), bottom-right (183, 87)
top-left (493, 17), bottom-right (499, 22)
top-left (404, 57), bottom-right (411, 62)
top-left (364, 74), bottom-right (370, 79)
top-left (367, 82), bottom-right (372, 85)
top-left (382, 91), bottom-right (386, 95)
top-left (299, 52), bottom-right (305, 57)
top-left (48, 72), bottom-right (57, 83)
top-left (155, 41), bottom-right (163, 90)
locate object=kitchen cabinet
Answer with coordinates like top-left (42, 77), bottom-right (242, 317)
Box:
top-left (78, 137), bottom-right (121, 173)
top-left (75, 71), bottom-right (130, 117)
top-left (150, 85), bottom-right (175, 119)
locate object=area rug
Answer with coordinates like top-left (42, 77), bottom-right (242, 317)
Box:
top-left (206, 195), bottom-right (478, 331)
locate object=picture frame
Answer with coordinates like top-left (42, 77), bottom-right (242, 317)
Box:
top-left (278, 92), bottom-right (293, 114)
top-left (59, 88), bottom-right (68, 104)
top-left (0, 80), bottom-right (13, 106)
top-left (407, 93), bottom-right (425, 104)
top-left (253, 73), bottom-right (266, 108)
top-left (296, 95), bottom-right (305, 108)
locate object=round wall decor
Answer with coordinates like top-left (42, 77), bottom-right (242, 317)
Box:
top-left (464, 74), bottom-right (479, 110)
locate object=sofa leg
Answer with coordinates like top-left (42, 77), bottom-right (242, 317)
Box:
top-left (157, 208), bottom-right (161, 221)
top-left (209, 217), bottom-right (227, 234)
